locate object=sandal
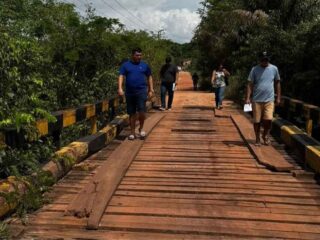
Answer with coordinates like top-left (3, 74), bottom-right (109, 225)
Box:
top-left (263, 136), bottom-right (271, 146)
top-left (254, 141), bottom-right (261, 147)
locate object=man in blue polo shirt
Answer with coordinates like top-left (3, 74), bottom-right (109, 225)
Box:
top-left (118, 48), bottom-right (154, 140)
top-left (245, 51), bottom-right (281, 146)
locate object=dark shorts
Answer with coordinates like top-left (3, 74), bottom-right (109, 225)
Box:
top-left (126, 93), bottom-right (147, 115)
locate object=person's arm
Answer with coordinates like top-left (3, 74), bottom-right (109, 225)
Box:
top-left (274, 67), bottom-right (281, 105)
top-left (275, 80), bottom-right (281, 105)
top-left (118, 75), bottom-right (124, 96)
top-left (246, 68), bottom-right (255, 104)
top-left (146, 64), bottom-right (154, 97)
top-left (222, 68), bottom-right (230, 77)
top-left (175, 72), bottom-right (179, 85)
top-left (118, 63), bottom-right (127, 96)
top-left (211, 70), bottom-right (216, 85)
top-left (147, 75), bottom-right (154, 98)
top-left (245, 82), bottom-right (253, 104)
top-left (173, 66), bottom-right (179, 85)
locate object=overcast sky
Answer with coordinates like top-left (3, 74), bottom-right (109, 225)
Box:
top-left (62, 0), bottom-right (202, 43)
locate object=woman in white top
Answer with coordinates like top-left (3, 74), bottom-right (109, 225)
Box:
top-left (211, 64), bottom-right (230, 109)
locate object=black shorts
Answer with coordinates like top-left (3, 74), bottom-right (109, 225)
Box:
top-left (126, 93), bottom-right (147, 115)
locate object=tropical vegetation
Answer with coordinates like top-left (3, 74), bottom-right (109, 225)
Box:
top-left (192, 0), bottom-right (320, 106)
top-left (0, 0), bottom-right (183, 228)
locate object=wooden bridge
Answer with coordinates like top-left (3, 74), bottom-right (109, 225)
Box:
top-left (10, 72), bottom-right (320, 239)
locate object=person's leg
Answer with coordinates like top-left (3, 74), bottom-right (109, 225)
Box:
top-left (254, 123), bottom-right (261, 145)
top-left (160, 83), bottom-right (166, 109)
top-left (219, 86), bottom-right (226, 108)
top-left (138, 112), bottom-right (145, 132)
top-left (137, 93), bottom-right (147, 137)
top-left (129, 114), bottom-right (137, 136)
top-left (262, 120), bottom-right (272, 145)
top-left (252, 102), bottom-right (263, 145)
top-left (126, 95), bottom-right (137, 139)
top-left (262, 102), bottom-right (274, 145)
top-left (214, 87), bottom-right (220, 108)
top-left (167, 83), bottom-right (174, 109)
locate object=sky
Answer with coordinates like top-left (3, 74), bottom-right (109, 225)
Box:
top-left (62, 0), bottom-right (202, 43)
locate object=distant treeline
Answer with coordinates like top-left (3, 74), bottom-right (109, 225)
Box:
top-left (191, 0), bottom-right (320, 106)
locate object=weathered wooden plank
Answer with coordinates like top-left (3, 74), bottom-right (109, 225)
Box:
top-left (119, 180), bottom-right (320, 193)
top-left (19, 211), bottom-right (320, 238)
top-left (65, 113), bottom-right (163, 216)
top-left (105, 205), bottom-right (320, 224)
top-left (23, 227), bottom-right (242, 240)
top-left (100, 214), bottom-right (320, 239)
top-left (122, 176), bottom-right (320, 189)
top-left (117, 184), bottom-right (320, 198)
top-left (125, 170), bottom-right (314, 183)
top-left (84, 113), bottom-right (164, 229)
top-left (115, 190), bottom-right (320, 206)
top-left (232, 114), bottom-right (295, 171)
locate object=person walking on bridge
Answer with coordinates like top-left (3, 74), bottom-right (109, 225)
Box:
top-left (192, 72), bottom-right (199, 91)
top-left (245, 51), bottom-right (281, 146)
top-left (211, 63), bottom-right (230, 109)
top-left (159, 56), bottom-right (179, 111)
top-left (118, 48), bottom-right (154, 140)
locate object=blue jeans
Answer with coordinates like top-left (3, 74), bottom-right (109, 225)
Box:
top-left (215, 86), bottom-right (225, 107)
top-left (161, 82), bottom-right (174, 109)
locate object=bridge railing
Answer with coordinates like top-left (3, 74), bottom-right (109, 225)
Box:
top-left (0, 94), bottom-right (158, 217)
top-left (0, 96), bottom-right (126, 149)
top-left (276, 96), bottom-right (320, 139)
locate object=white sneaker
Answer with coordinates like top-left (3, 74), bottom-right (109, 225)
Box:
top-left (159, 107), bottom-right (165, 111)
top-left (139, 130), bottom-right (146, 138)
top-left (128, 134), bottom-right (135, 140)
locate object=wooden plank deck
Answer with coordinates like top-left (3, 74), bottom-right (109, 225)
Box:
top-left (11, 72), bottom-right (320, 239)
top-left (232, 114), bottom-right (295, 171)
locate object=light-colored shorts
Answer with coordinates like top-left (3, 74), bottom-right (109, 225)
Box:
top-left (252, 101), bottom-right (274, 123)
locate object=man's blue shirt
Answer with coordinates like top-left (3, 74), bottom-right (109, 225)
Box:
top-left (119, 61), bottom-right (151, 96)
top-left (248, 64), bottom-right (280, 102)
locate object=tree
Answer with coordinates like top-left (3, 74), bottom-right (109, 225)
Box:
top-left (0, 0), bottom-right (179, 179)
top-left (192, 0), bottom-right (320, 105)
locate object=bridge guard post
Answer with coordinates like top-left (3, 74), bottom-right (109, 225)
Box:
top-left (90, 116), bottom-right (97, 134)
top-left (306, 119), bottom-right (313, 136)
top-left (52, 130), bottom-right (61, 148)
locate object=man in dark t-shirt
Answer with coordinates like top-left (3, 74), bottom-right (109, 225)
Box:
top-left (118, 48), bottom-right (154, 140)
top-left (159, 57), bottom-right (179, 111)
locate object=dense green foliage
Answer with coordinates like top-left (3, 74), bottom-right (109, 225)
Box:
top-left (0, 0), bottom-right (183, 222)
top-left (192, 0), bottom-right (320, 105)
top-left (0, 0), bottom-right (182, 178)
